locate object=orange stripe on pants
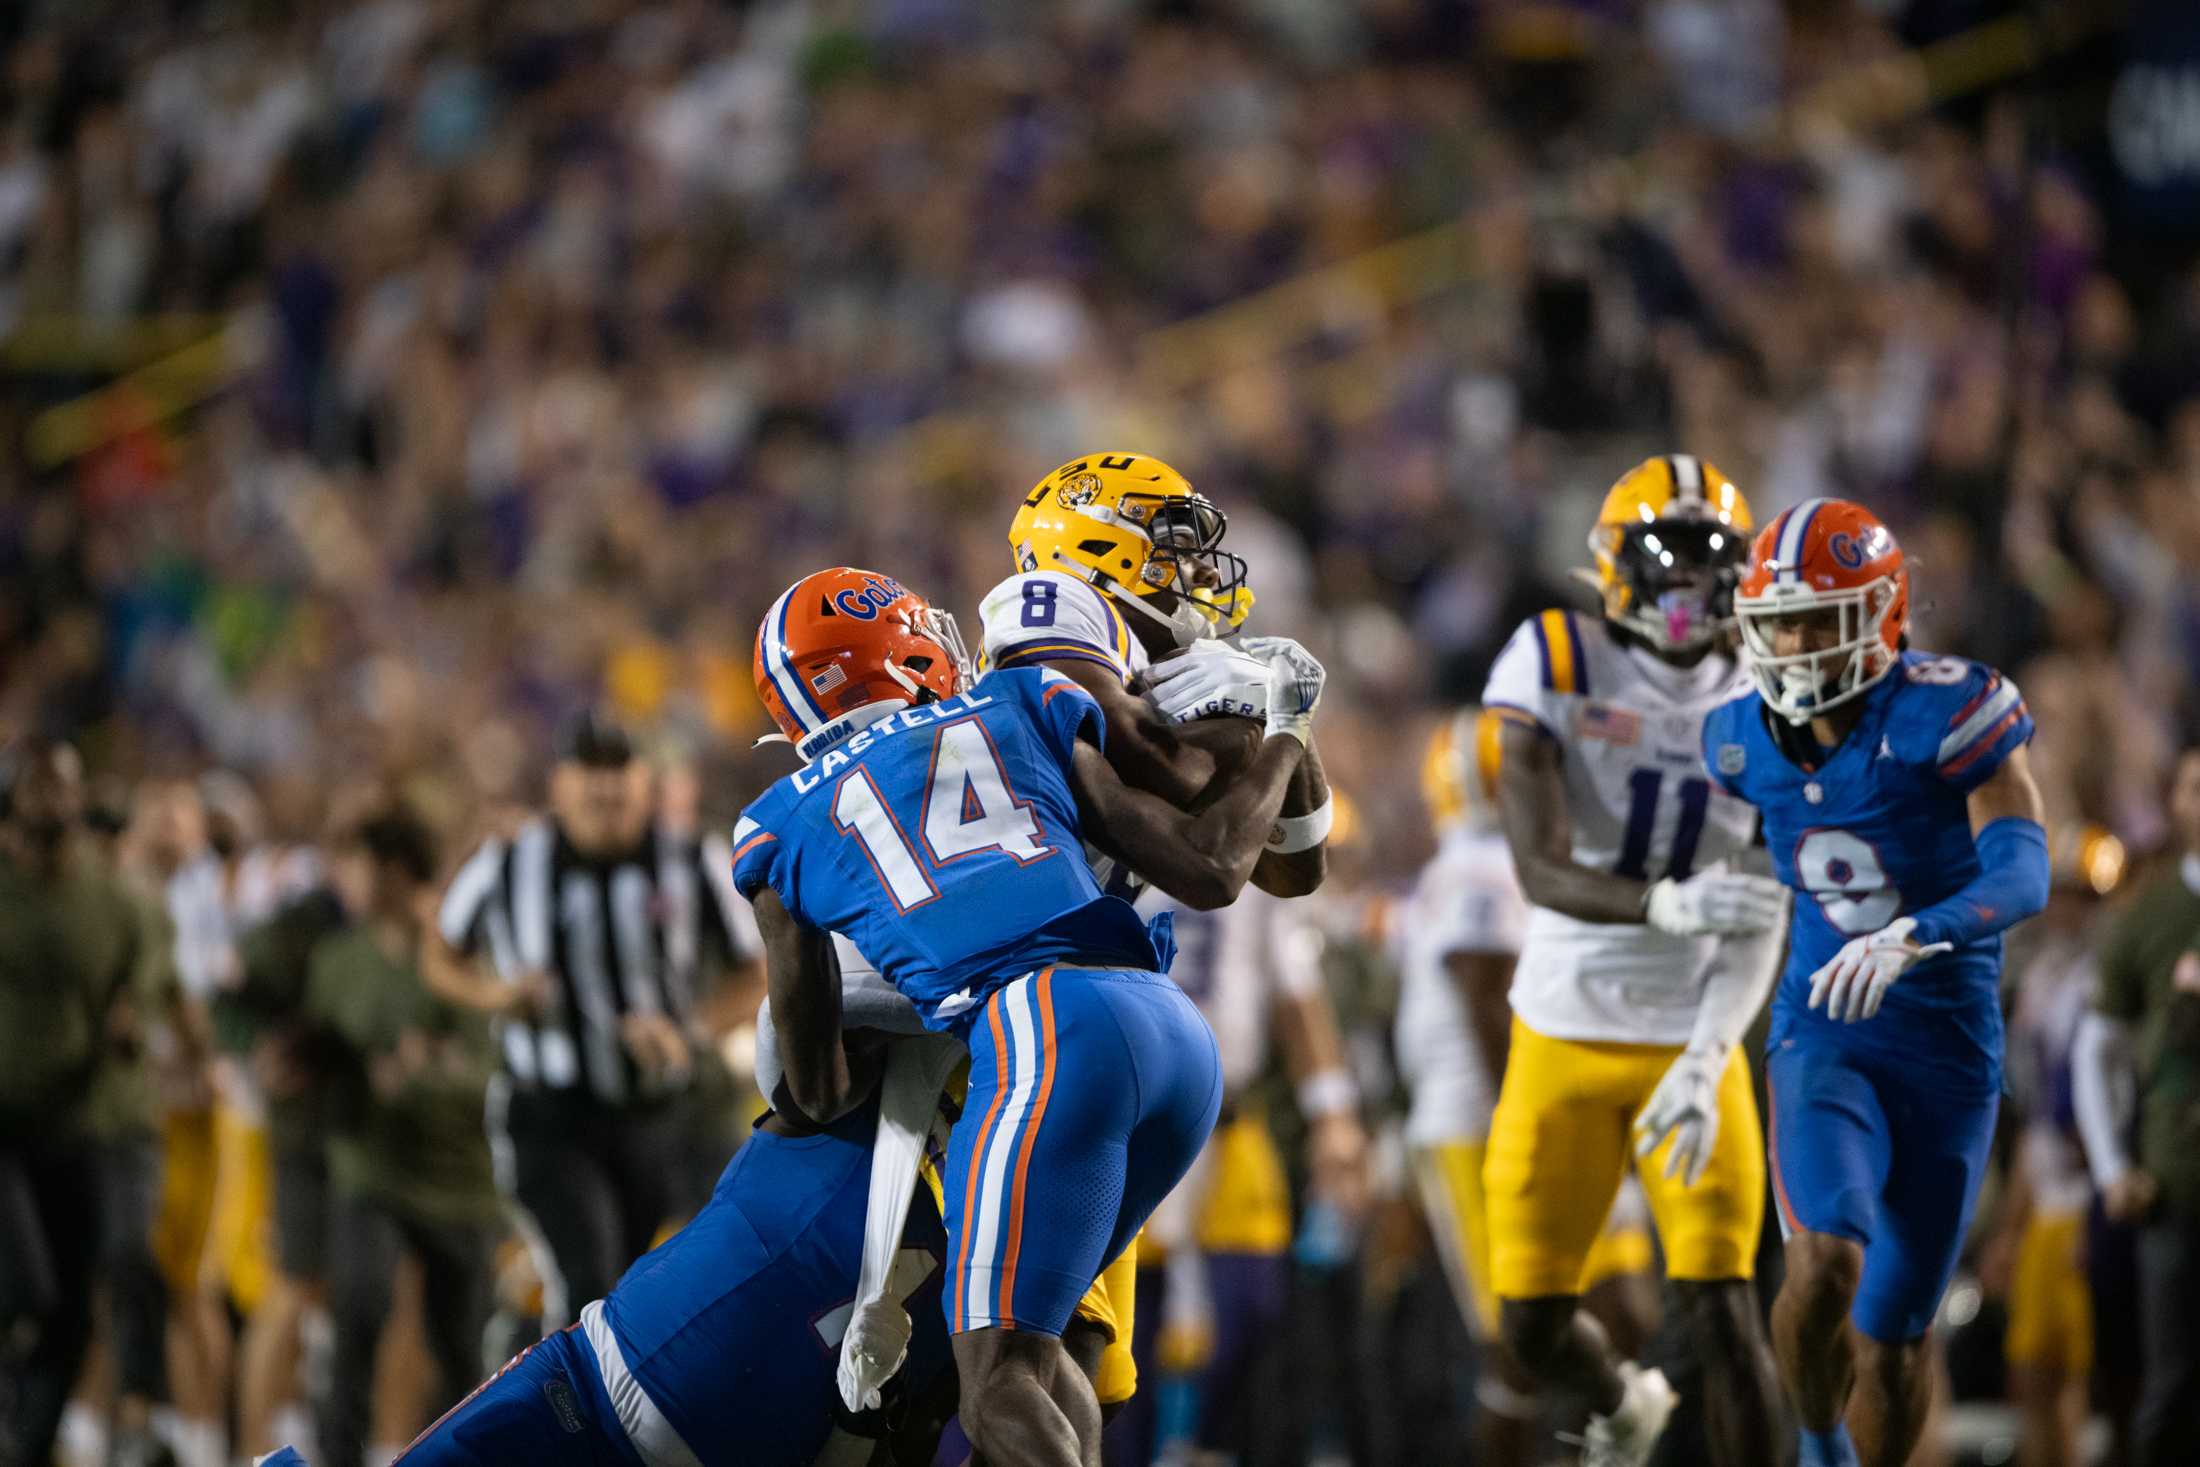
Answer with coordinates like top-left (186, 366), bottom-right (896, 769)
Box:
top-left (996, 970), bottom-right (1059, 1327)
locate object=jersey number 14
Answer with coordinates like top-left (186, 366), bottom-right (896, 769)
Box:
top-left (831, 720), bottom-right (1054, 911)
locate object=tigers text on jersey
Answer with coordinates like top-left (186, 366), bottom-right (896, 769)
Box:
top-left (1482, 610), bottom-right (1759, 1045)
top-left (1394, 825), bottom-right (1531, 1146)
top-left (978, 570), bottom-right (1147, 683)
top-left (730, 668), bottom-right (1162, 1034)
top-left (1132, 885), bottom-right (1325, 1095)
top-left (1702, 651), bottom-right (2034, 1091)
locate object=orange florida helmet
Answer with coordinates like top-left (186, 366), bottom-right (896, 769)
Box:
top-left (754, 567), bottom-right (971, 762)
top-left (1734, 498), bottom-right (1909, 725)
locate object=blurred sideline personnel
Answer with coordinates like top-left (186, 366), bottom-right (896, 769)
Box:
top-left (138, 775), bottom-right (314, 1467)
top-left (306, 807), bottom-right (501, 1467)
top-left (0, 741), bottom-right (144, 1466)
top-left (2074, 748), bottom-right (2200, 1467)
top-left (225, 834), bottom-right (358, 1460)
top-left (1115, 883), bottom-right (1368, 1465)
top-left (1396, 711), bottom-right (1658, 1467)
top-left (425, 711), bottom-right (761, 1326)
top-left (75, 783), bottom-right (193, 1467)
top-left (1481, 457), bottom-right (1788, 1467)
top-left (740, 568), bottom-right (1323, 1465)
top-left (1986, 826), bottom-right (2122, 1467)
top-left (1705, 499), bottom-right (2048, 1467)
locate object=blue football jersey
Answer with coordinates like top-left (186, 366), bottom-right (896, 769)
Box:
top-left (1701, 651), bottom-right (2033, 1091)
top-left (731, 667), bottom-right (1162, 1033)
top-left (600, 1101), bottom-right (954, 1465)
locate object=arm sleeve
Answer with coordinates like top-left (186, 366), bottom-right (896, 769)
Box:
top-left (1931, 666), bottom-right (2034, 793)
top-left (1905, 816), bottom-right (2051, 949)
top-left (979, 571), bottom-right (1135, 681)
top-left (1690, 891), bottom-right (1789, 1054)
top-left (2072, 1011), bottom-right (2136, 1190)
top-left (436, 837), bottom-right (505, 955)
top-left (1481, 612), bottom-right (1581, 741)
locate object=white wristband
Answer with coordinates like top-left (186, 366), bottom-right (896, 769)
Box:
top-left (1266, 798), bottom-right (1333, 853)
top-left (1296, 1067), bottom-right (1358, 1120)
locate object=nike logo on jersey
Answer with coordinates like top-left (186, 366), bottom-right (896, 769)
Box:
top-left (1878, 736), bottom-right (1895, 761)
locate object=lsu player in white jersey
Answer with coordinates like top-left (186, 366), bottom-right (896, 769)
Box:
top-left (1118, 881), bottom-right (1367, 1463)
top-left (979, 452), bottom-right (1332, 898)
top-left (1398, 710), bottom-right (1659, 1467)
top-left (1480, 456), bottom-right (1790, 1467)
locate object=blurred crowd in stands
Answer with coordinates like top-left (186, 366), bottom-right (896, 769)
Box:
top-left (6, 0), bottom-right (2200, 1463)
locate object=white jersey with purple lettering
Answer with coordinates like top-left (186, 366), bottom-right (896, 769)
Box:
top-left (1481, 608), bottom-right (1759, 1045)
top-left (977, 569), bottom-right (1146, 683)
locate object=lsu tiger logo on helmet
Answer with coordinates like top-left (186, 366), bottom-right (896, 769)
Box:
top-left (754, 567), bottom-right (972, 762)
top-left (1733, 498), bottom-right (1909, 724)
top-left (1008, 452), bottom-right (1251, 646)
top-left (1577, 454), bottom-right (1753, 655)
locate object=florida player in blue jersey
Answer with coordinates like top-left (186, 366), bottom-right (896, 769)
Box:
top-left (737, 566), bottom-right (1324, 1467)
top-left (1701, 500), bottom-right (2049, 1467)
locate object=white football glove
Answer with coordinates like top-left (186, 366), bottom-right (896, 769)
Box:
top-left (836, 1295), bottom-right (913, 1412)
top-left (1807, 916), bottom-right (1952, 1023)
top-left (1147, 640), bottom-right (1271, 724)
top-left (1261, 639), bottom-right (1326, 746)
top-left (1643, 862), bottom-right (1789, 937)
top-left (1633, 1045), bottom-right (1726, 1187)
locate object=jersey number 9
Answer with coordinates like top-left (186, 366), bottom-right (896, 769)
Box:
top-left (1794, 829), bottom-right (1900, 935)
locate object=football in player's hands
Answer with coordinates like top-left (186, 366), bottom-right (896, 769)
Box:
top-left (1643, 863), bottom-right (1788, 937)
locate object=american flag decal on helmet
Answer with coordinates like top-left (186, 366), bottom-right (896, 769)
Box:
top-left (810, 664), bottom-right (847, 695)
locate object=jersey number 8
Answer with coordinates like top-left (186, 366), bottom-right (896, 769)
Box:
top-left (1794, 829), bottom-right (1900, 935)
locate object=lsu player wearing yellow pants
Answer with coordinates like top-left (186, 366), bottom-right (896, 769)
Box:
top-left (1480, 457), bottom-right (1789, 1467)
top-left (1397, 710), bottom-right (1658, 1466)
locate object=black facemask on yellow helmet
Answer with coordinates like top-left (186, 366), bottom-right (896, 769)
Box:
top-left (1010, 453), bottom-right (1251, 646)
top-left (1579, 454), bottom-right (1755, 655)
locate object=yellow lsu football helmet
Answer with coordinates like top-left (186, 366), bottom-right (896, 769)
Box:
top-left (1576, 454), bottom-right (1753, 654)
top-left (1422, 708), bottom-right (1503, 832)
top-left (1010, 452), bottom-right (1251, 647)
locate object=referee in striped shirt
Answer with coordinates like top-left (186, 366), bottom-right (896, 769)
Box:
top-left (422, 711), bottom-right (759, 1325)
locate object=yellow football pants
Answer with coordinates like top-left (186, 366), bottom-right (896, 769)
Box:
top-left (1413, 1138), bottom-right (1654, 1337)
top-left (1486, 1018), bottom-right (1763, 1299)
top-left (2005, 1212), bottom-right (2092, 1374)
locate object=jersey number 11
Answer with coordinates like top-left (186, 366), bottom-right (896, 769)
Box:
top-left (1615, 768), bottom-right (1710, 882)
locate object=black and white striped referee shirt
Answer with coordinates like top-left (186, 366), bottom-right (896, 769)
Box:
top-left (437, 816), bottom-right (759, 1104)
